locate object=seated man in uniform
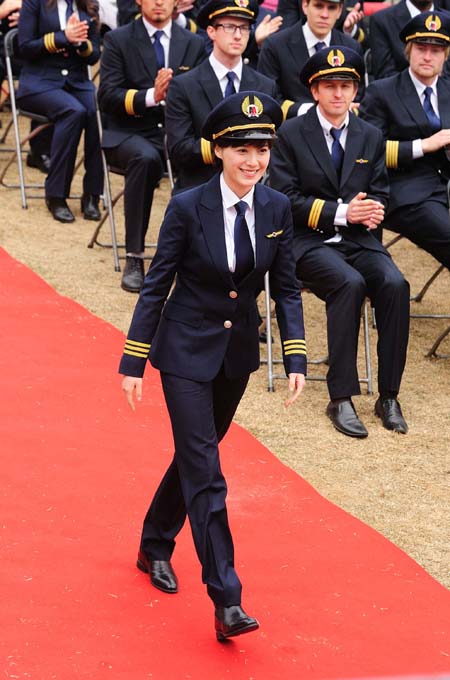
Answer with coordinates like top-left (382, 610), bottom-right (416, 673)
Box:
top-left (270, 46), bottom-right (411, 437)
top-left (165, 0), bottom-right (280, 193)
top-left (257, 0), bottom-right (363, 119)
top-left (98, 0), bottom-right (205, 292)
top-left (369, 0), bottom-right (450, 80)
top-left (360, 12), bottom-right (450, 274)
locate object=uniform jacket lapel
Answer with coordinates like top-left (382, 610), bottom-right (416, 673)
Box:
top-left (398, 69), bottom-right (431, 136)
top-left (168, 22), bottom-right (190, 71)
top-left (254, 183), bottom-right (273, 271)
top-left (135, 19), bottom-right (158, 81)
top-left (286, 24), bottom-right (310, 66)
top-left (198, 175), bottom-right (234, 286)
top-left (303, 107), bottom-right (340, 189)
top-left (198, 60), bottom-right (224, 110)
top-left (340, 114), bottom-right (364, 188)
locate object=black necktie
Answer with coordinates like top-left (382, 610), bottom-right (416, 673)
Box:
top-left (314, 41), bottom-right (326, 52)
top-left (65, 0), bottom-right (73, 22)
top-left (234, 201), bottom-right (254, 282)
top-left (153, 30), bottom-right (165, 70)
top-left (224, 71), bottom-right (237, 97)
top-left (423, 86), bottom-right (441, 132)
top-left (330, 127), bottom-right (344, 177)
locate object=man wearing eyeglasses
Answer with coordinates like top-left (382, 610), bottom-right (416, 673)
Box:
top-left (165, 0), bottom-right (280, 192)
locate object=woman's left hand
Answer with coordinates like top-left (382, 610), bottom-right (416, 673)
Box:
top-left (285, 373), bottom-right (305, 407)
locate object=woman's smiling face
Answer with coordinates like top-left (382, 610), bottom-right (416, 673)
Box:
top-left (214, 143), bottom-right (270, 197)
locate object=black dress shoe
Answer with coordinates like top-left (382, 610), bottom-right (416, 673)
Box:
top-left (136, 550), bottom-right (178, 593)
top-left (215, 605), bottom-right (259, 642)
top-left (81, 194), bottom-right (101, 221)
top-left (258, 329), bottom-right (274, 344)
top-left (45, 197), bottom-right (75, 223)
top-left (326, 399), bottom-right (368, 438)
top-left (27, 152), bottom-right (51, 174)
top-left (121, 256), bottom-right (144, 293)
top-left (375, 397), bottom-right (408, 434)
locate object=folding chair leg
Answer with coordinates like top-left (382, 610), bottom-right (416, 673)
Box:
top-left (87, 150), bottom-right (121, 272)
top-left (411, 264), bottom-right (445, 303)
top-left (426, 324), bottom-right (450, 359)
top-left (363, 300), bottom-right (373, 394)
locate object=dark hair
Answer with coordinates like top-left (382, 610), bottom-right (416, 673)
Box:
top-left (47, 0), bottom-right (100, 24)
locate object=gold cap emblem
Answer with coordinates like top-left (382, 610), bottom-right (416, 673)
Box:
top-left (242, 95), bottom-right (263, 118)
top-left (235, 0), bottom-right (249, 7)
top-left (327, 49), bottom-right (345, 67)
top-left (425, 14), bottom-right (441, 31)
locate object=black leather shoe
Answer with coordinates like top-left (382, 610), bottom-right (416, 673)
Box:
top-left (136, 550), bottom-right (178, 593)
top-left (46, 197), bottom-right (75, 223)
top-left (27, 152), bottom-right (51, 174)
top-left (215, 605), bottom-right (259, 642)
top-left (121, 256), bottom-right (144, 293)
top-left (375, 397), bottom-right (408, 434)
top-left (81, 194), bottom-right (101, 221)
top-left (258, 329), bottom-right (274, 344)
top-left (326, 399), bottom-right (368, 438)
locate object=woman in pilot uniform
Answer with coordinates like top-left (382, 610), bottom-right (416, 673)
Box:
top-left (119, 91), bottom-right (307, 641)
top-left (17, 0), bottom-right (103, 223)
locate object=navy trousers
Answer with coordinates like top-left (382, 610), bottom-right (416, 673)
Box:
top-left (140, 366), bottom-right (249, 607)
top-left (385, 193), bottom-right (450, 271)
top-left (298, 240), bottom-right (410, 400)
top-left (18, 86), bottom-right (103, 199)
top-left (104, 134), bottom-right (164, 253)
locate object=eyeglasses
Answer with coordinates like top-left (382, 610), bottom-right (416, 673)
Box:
top-left (214, 23), bottom-right (251, 34)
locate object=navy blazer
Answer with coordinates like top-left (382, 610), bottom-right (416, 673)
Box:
top-left (269, 106), bottom-right (389, 261)
top-left (119, 174), bottom-right (307, 381)
top-left (165, 59), bottom-right (280, 191)
top-left (98, 18), bottom-right (206, 148)
top-left (17, 0), bottom-right (100, 98)
top-left (359, 70), bottom-right (450, 213)
top-left (257, 22), bottom-right (363, 116)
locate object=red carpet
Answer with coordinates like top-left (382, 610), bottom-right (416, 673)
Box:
top-left (1, 247), bottom-right (450, 679)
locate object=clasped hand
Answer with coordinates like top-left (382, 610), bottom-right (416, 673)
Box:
top-left (347, 191), bottom-right (384, 230)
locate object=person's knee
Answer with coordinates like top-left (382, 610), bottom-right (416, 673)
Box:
top-left (338, 270), bottom-right (367, 301)
top-left (382, 270), bottom-right (410, 300)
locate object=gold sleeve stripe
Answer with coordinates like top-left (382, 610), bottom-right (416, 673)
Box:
top-left (308, 199), bottom-right (325, 229)
top-left (357, 28), bottom-right (365, 43)
top-left (284, 349), bottom-right (307, 356)
top-left (77, 40), bottom-right (93, 57)
top-left (281, 99), bottom-right (294, 122)
top-left (386, 140), bottom-right (399, 169)
top-left (123, 348), bottom-right (148, 358)
top-left (188, 18), bottom-right (197, 33)
top-left (44, 33), bottom-right (57, 53)
top-left (124, 89), bottom-right (138, 116)
top-left (283, 339), bottom-right (306, 347)
top-left (201, 138), bottom-right (214, 165)
top-left (125, 339), bottom-right (150, 349)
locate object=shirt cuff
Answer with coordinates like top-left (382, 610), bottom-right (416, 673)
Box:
top-left (334, 202), bottom-right (349, 226)
top-left (414, 139), bottom-right (425, 159)
top-left (145, 88), bottom-right (157, 107)
top-left (175, 13), bottom-right (187, 28)
top-left (297, 102), bottom-right (315, 116)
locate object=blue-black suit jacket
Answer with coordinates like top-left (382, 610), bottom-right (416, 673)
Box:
top-left (17, 0), bottom-right (100, 98)
top-left (119, 174), bottom-right (307, 381)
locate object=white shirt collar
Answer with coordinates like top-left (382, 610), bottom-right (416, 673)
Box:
top-left (142, 16), bottom-right (172, 39)
top-left (408, 68), bottom-right (438, 97)
top-left (303, 22), bottom-right (332, 52)
top-left (209, 52), bottom-right (243, 82)
top-left (315, 105), bottom-right (349, 136)
top-left (220, 173), bottom-right (255, 211)
top-left (405, 0), bottom-right (434, 17)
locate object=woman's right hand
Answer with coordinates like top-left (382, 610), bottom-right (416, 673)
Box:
top-left (122, 375), bottom-right (143, 412)
top-left (65, 14), bottom-right (89, 44)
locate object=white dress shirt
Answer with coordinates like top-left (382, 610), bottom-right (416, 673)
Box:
top-left (142, 18), bottom-right (172, 108)
top-left (408, 69), bottom-right (440, 159)
top-left (209, 53), bottom-right (243, 96)
top-left (57, 0), bottom-right (79, 30)
top-left (316, 106), bottom-right (350, 243)
top-left (220, 174), bottom-right (256, 272)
